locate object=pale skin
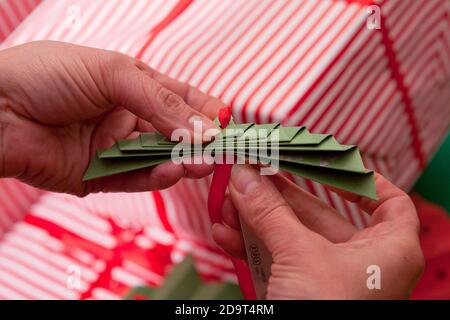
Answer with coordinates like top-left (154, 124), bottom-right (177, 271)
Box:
top-left (0, 41), bottom-right (224, 196)
top-left (0, 41), bottom-right (424, 299)
top-left (213, 166), bottom-right (425, 299)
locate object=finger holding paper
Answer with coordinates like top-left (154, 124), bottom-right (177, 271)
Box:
top-left (213, 167), bottom-right (423, 299)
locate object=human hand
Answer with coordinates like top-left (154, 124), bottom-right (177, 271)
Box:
top-left (212, 166), bottom-right (424, 299)
top-left (0, 41), bottom-right (222, 195)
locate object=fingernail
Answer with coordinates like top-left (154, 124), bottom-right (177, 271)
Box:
top-left (211, 223), bottom-right (226, 236)
top-left (230, 165), bottom-right (261, 194)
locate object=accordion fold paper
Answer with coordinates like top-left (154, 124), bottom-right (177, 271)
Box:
top-left (83, 118), bottom-right (377, 200)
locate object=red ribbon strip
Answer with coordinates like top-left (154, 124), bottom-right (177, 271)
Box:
top-left (207, 107), bottom-right (257, 299)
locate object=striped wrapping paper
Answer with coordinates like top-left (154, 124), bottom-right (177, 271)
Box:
top-left (0, 0), bottom-right (449, 299)
top-left (0, 0), bottom-right (40, 42)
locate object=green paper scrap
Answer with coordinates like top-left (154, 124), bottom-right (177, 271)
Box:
top-left (83, 118), bottom-right (377, 200)
top-left (125, 286), bottom-right (157, 299)
top-left (190, 283), bottom-right (243, 300)
top-left (151, 256), bottom-right (202, 300)
top-left (125, 256), bottom-right (243, 300)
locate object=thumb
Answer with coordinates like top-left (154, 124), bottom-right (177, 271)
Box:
top-left (229, 165), bottom-right (314, 256)
top-left (109, 61), bottom-right (217, 141)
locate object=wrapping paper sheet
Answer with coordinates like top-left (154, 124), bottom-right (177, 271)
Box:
top-left (0, 0), bottom-right (41, 42)
top-left (0, 0), bottom-right (449, 299)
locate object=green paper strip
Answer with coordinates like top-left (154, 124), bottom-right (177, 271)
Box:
top-left (280, 128), bottom-right (328, 145)
top-left (234, 148), bottom-right (368, 174)
top-left (239, 123), bottom-right (279, 140)
top-left (83, 118), bottom-right (376, 200)
top-left (82, 154), bottom-right (168, 181)
top-left (277, 135), bottom-right (353, 151)
top-left (274, 126), bottom-right (303, 142)
top-left (279, 161), bottom-right (377, 200)
top-left (99, 143), bottom-right (171, 158)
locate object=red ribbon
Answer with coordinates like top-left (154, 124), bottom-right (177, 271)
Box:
top-left (207, 107), bottom-right (257, 299)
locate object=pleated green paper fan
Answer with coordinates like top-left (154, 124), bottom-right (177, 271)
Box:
top-left (84, 118), bottom-right (377, 200)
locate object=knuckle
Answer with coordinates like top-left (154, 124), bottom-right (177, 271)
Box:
top-left (106, 51), bottom-right (130, 68)
top-left (249, 197), bottom-right (290, 231)
top-left (156, 86), bottom-right (186, 111)
top-left (75, 189), bottom-right (89, 198)
top-left (104, 53), bottom-right (133, 91)
top-left (134, 59), bottom-right (154, 74)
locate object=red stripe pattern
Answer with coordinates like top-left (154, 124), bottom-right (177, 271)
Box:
top-left (0, 0), bottom-right (41, 42)
top-left (0, 0), bottom-right (449, 299)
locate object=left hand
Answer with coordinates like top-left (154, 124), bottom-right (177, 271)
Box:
top-left (0, 41), bottom-right (222, 196)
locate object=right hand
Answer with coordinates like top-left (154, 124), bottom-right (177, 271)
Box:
top-left (213, 165), bottom-right (424, 299)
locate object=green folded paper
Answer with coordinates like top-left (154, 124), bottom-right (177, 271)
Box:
top-left (125, 256), bottom-right (243, 300)
top-left (83, 118), bottom-right (377, 200)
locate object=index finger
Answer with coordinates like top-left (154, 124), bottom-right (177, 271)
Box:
top-left (111, 58), bottom-right (217, 143)
top-left (328, 173), bottom-right (419, 228)
top-left (136, 61), bottom-right (223, 119)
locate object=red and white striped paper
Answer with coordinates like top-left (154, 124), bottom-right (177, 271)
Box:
top-left (0, 0), bottom-right (449, 299)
